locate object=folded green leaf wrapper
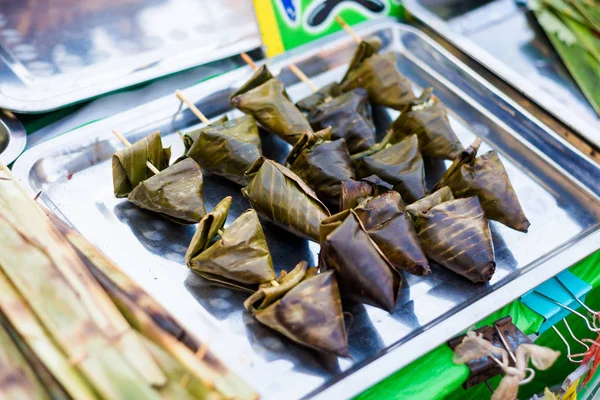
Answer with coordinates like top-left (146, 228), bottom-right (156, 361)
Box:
top-left (127, 158), bottom-right (206, 224)
top-left (296, 82), bottom-right (342, 112)
top-left (186, 115), bottom-right (262, 185)
top-left (244, 261), bottom-right (349, 357)
top-left (286, 128), bottom-right (355, 211)
top-left (356, 135), bottom-right (426, 203)
top-left (433, 138), bottom-right (530, 232)
top-left (181, 116), bottom-right (228, 154)
top-left (242, 157), bottom-right (331, 242)
top-left (112, 131), bottom-right (171, 198)
top-left (230, 65), bottom-right (291, 101)
top-left (354, 191), bottom-right (430, 276)
top-left (388, 88), bottom-right (464, 159)
top-left (339, 175), bottom-right (393, 211)
top-left (406, 186), bottom-right (454, 220)
top-left (308, 88), bottom-right (377, 154)
top-left (185, 196), bottom-right (276, 292)
top-left (410, 189), bottom-right (496, 283)
top-left (341, 37), bottom-right (382, 83)
top-left (319, 209), bottom-right (401, 312)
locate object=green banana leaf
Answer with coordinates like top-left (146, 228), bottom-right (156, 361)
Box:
top-left (242, 157), bottom-right (331, 242)
top-left (308, 88), bottom-right (377, 154)
top-left (230, 65), bottom-right (291, 101)
top-left (185, 196), bottom-right (276, 293)
top-left (341, 37), bottom-right (383, 83)
top-left (319, 209), bottom-right (401, 312)
top-left (296, 82), bottom-right (342, 112)
top-left (433, 138), bottom-right (530, 232)
top-left (356, 135), bottom-right (426, 203)
top-left (286, 128), bottom-right (355, 212)
top-left (112, 131), bottom-right (171, 198)
top-left (244, 261), bottom-right (349, 357)
top-left (181, 116), bottom-right (228, 154)
top-left (339, 175), bottom-right (393, 211)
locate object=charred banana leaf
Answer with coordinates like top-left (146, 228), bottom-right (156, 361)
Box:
top-left (286, 128), bottom-right (355, 212)
top-left (319, 209), bottom-right (401, 312)
top-left (242, 157), bottom-right (330, 242)
top-left (112, 131), bottom-right (171, 198)
top-left (308, 88), bottom-right (377, 154)
top-left (339, 175), bottom-right (392, 211)
top-left (244, 261), bottom-right (349, 357)
top-left (354, 192), bottom-right (430, 276)
top-left (296, 82), bottom-right (342, 113)
top-left (406, 186), bottom-right (454, 220)
top-left (433, 138), bottom-right (530, 232)
top-left (185, 196), bottom-right (276, 292)
top-left (128, 158), bottom-right (206, 224)
top-left (388, 88), bottom-right (464, 159)
top-left (186, 115), bottom-right (262, 185)
top-left (341, 37), bottom-right (382, 83)
top-left (356, 135), bottom-right (426, 203)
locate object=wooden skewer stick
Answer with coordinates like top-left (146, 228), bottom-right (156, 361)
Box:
top-left (175, 90), bottom-right (210, 125)
top-left (288, 63), bottom-right (319, 93)
top-left (240, 52), bottom-right (258, 71)
top-left (335, 16), bottom-right (362, 44)
top-left (112, 130), bottom-right (160, 175)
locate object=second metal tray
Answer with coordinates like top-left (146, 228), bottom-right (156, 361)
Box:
top-left (12, 19), bottom-right (600, 400)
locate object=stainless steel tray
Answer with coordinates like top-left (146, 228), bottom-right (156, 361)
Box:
top-left (12, 19), bottom-right (600, 400)
top-left (404, 0), bottom-right (600, 150)
top-left (0, 110), bottom-right (26, 165)
top-left (0, 0), bottom-right (260, 113)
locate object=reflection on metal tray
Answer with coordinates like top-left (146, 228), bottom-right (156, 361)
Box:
top-left (0, 110), bottom-right (26, 165)
top-left (12, 19), bottom-right (600, 400)
top-left (0, 0), bottom-right (260, 113)
top-left (404, 0), bottom-right (600, 150)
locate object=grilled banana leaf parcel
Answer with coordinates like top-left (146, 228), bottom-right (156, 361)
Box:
top-left (388, 88), bottom-right (464, 160)
top-left (320, 209), bottom-right (401, 312)
top-left (341, 37), bottom-right (382, 83)
top-left (433, 138), bottom-right (530, 232)
top-left (242, 157), bottom-right (331, 242)
top-left (185, 196), bottom-right (276, 292)
top-left (296, 82), bottom-right (342, 113)
top-left (230, 65), bottom-right (291, 101)
top-left (355, 135), bottom-right (426, 203)
top-left (406, 186), bottom-right (454, 220)
top-left (308, 88), bottom-right (377, 154)
top-left (409, 189), bottom-right (496, 283)
top-left (112, 131), bottom-right (171, 198)
top-left (286, 128), bottom-right (355, 211)
top-left (128, 158), bottom-right (206, 224)
top-left (181, 116), bottom-right (228, 154)
top-left (244, 261), bottom-right (349, 357)
top-left (185, 114), bottom-right (261, 185)
top-left (339, 175), bottom-right (392, 211)
top-left (230, 68), bottom-right (312, 145)
top-left (354, 191), bottom-right (430, 276)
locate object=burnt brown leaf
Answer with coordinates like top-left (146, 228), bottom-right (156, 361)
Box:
top-left (296, 82), bottom-right (342, 113)
top-left (433, 138), bottom-right (530, 232)
top-left (354, 192), bottom-right (430, 276)
top-left (242, 157), bottom-right (330, 242)
top-left (341, 37), bottom-right (382, 83)
top-left (339, 175), bottom-right (393, 211)
top-left (308, 88), bottom-right (377, 154)
top-left (112, 131), bottom-right (171, 198)
top-left (319, 209), bottom-right (401, 312)
top-left (405, 186), bottom-right (454, 220)
top-left (127, 158), bottom-right (205, 224)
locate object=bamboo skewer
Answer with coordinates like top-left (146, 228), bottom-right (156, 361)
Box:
top-left (175, 90), bottom-right (210, 125)
top-left (112, 130), bottom-right (161, 175)
top-left (288, 63), bottom-right (319, 93)
top-left (240, 52), bottom-right (258, 71)
top-left (335, 16), bottom-right (362, 44)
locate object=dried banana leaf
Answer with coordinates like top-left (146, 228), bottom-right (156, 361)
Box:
top-left (186, 114), bottom-right (261, 185)
top-left (319, 209), bottom-right (401, 312)
top-left (339, 175), bottom-right (393, 211)
top-left (296, 82), bottom-right (342, 112)
top-left (308, 88), bottom-right (377, 154)
top-left (286, 128), bottom-right (355, 211)
top-left (341, 37), bottom-right (383, 83)
top-left (340, 52), bottom-right (415, 110)
top-left (356, 135), bottom-right (426, 203)
top-left (406, 186), bottom-right (454, 220)
top-left (354, 191), bottom-right (430, 276)
top-left (128, 158), bottom-right (206, 224)
top-left (230, 65), bottom-right (291, 101)
top-left (244, 261), bottom-right (349, 357)
top-left (387, 88), bottom-right (464, 159)
top-left (181, 116), bottom-right (229, 154)
top-left (112, 131), bottom-right (171, 198)
top-left (412, 194), bottom-right (496, 283)
top-left (433, 138), bottom-right (530, 232)
top-left (242, 157), bottom-right (331, 242)
top-left (186, 196), bottom-right (276, 293)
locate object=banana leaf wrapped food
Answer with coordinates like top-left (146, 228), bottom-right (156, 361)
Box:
top-left (406, 187), bottom-right (496, 283)
top-left (433, 138), bottom-right (530, 232)
top-left (355, 135), bottom-right (426, 203)
top-left (185, 196), bottom-right (276, 292)
top-left (244, 261), bottom-right (349, 357)
top-left (296, 82), bottom-right (342, 113)
top-left (242, 157), bottom-right (331, 242)
top-left (339, 175), bottom-right (392, 211)
top-left (319, 209), bottom-right (401, 312)
top-left (230, 65), bottom-right (312, 145)
top-left (128, 158), bottom-right (206, 224)
top-left (112, 131), bottom-right (171, 198)
top-left (184, 114), bottom-right (261, 186)
top-left (387, 88), bottom-right (464, 160)
top-left (180, 116), bottom-right (228, 154)
top-left (342, 37), bottom-right (382, 82)
top-left (285, 128), bottom-right (355, 211)
top-left (354, 191), bottom-right (430, 276)
top-left (307, 88), bottom-right (377, 154)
